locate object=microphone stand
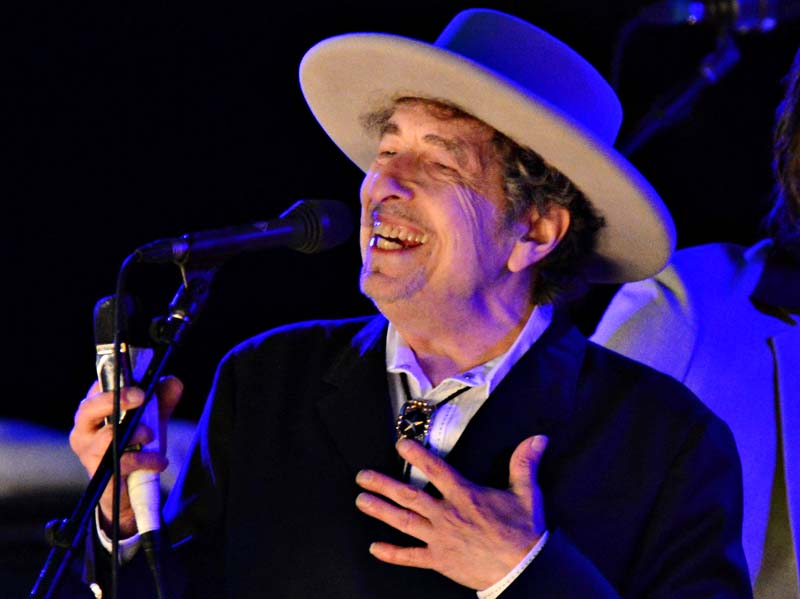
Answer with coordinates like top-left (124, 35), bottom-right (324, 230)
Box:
top-left (29, 260), bottom-right (219, 599)
top-left (618, 30), bottom-right (741, 157)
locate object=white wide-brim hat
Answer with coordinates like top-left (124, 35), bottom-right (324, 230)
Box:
top-left (299, 8), bottom-right (675, 283)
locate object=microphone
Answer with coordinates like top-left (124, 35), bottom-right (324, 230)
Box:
top-left (93, 295), bottom-right (160, 537)
top-left (638, 0), bottom-right (800, 32)
top-left (134, 198), bottom-right (355, 265)
top-left (94, 295), bottom-right (169, 597)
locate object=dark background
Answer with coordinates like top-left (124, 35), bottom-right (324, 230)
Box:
top-left (3, 2), bottom-right (800, 595)
top-left (4, 1), bottom-right (800, 430)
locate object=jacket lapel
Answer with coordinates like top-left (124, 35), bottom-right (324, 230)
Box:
top-left (316, 315), bottom-right (403, 479)
top-left (444, 310), bottom-right (586, 489)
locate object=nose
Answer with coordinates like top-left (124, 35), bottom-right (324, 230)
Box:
top-left (364, 153), bottom-right (419, 205)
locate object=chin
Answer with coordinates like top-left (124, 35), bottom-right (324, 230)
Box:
top-left (359, 275), bottom-right (396, 305)
top-left (359, 272), bottom-right (419, 308)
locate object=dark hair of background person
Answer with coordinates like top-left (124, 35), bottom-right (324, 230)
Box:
top-left (767, 44), bottom-right (800, 251)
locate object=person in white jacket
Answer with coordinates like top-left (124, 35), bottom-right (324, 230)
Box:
top-left (593, 45), bottom-right (800, 598)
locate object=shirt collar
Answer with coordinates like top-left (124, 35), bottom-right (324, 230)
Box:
top-left (385, 303), bottom-right (554, 396)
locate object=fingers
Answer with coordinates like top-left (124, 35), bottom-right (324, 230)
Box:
top-left (395, 438), bottom-right (468, 498)
top-left (69, 376), bottom-right (183, 477)
top-left (355, 491), bottom-right (432, 540)
top-left (92, 419), bottom-right (157, 449)
top-left (355, 468), bottom-right (436, 569)
top-left (355, 436), bottom-right (551, 588)
top-left (367, 542), bottom-right (430, 569)
top-left (70, 387), bottom-right (147, 471)
top-left (156, 375), bottom-right (183, 420)
top-left (119, 448), bottom-right (169, 476)
top-left (356, 470), bottom-right (435, 540)
top-left (507, 435), bottom-right (548, 536)
top-left (72, 376), bottom-right (183, 438)
top-left (73, 387), bottom-right (146, 434)
top-left (508, 435), bottom-right (548, 499)
top-left (70, 417), bottom-right (161, 475)
top-left (85, 380), bottom-right (101, 397)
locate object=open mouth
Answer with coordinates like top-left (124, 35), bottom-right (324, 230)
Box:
top-left (370, 221), bottom-right (429, 250)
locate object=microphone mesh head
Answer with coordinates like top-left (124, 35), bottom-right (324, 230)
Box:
top-left (94, 295), bottom-right (131, 345)
top-left (93, 294), bottom-right (148, 345)
top-left (281, 199), bottom-right (355, 253)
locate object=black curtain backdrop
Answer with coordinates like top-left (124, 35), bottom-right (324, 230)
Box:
top-left (4, 1), bottom-right (800, 430)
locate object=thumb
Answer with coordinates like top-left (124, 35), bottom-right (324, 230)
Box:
top-left (155, 375), bottom-right (184, 451)
top-left (508, 434), bottom-right (549, 501)
top-left (156, 375), bottom-right (183, 420)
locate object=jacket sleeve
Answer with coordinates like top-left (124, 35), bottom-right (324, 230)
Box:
top-left (499, 408), bottom-right (752, 598)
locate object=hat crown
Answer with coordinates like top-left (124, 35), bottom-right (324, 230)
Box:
top-left (435, 9), bottom-right (622, 144)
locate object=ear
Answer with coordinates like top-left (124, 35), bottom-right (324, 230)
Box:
top-left (507, 205), bottom-right (571, 273)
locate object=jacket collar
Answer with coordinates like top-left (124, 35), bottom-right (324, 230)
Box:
top-left (316, 309), bottom-right (588, 488)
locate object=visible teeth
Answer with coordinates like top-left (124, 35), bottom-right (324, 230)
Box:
top-left (372, 236), bottom-right (404, 250)
top-left (372, 221), bottom-right (429, 245)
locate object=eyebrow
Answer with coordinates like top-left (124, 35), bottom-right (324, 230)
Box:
top-left (380, 122), bottom-right (469, 168)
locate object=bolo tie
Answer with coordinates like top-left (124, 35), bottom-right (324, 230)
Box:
top-left (395, 372), bottom-right (471, 479)
top-left (395, 372), bottom-right (472, 444)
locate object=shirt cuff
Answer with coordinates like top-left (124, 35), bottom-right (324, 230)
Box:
top-left (476, 530), bottom-right (549, 599)
top-left (95, 507), bottom-right (142, 564)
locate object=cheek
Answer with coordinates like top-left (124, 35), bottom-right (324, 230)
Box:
top-left (448, 188), bottom-right (502, 248)
top-left (447, 196), bottom-right (517, 278)
top-left (359, 172), bottom-right (375, 213)
top-left (359, 231), bottom-right (369, 263)
top-left (358, 223), bottom-right (372, 265)
top-left (358, 173), bottom-right (376, 255)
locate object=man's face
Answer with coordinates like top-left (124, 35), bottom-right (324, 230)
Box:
top-left (359, 101), bottom-right (529, 314)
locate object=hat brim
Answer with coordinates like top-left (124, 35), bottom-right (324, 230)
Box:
top-left (300, 33), bottom-right (676, 283)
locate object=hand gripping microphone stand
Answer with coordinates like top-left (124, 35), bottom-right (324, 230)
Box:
top-left (29, 258), bottom-right (220, 599)
top-left (29, 198), bottom-right (354, 598)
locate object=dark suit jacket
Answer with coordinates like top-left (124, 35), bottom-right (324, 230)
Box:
top-left (88, 310), bottom-right (751, 598)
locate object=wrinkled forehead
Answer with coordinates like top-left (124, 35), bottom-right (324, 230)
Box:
top-left (362, 97), bottom-right (497, 141)
top-left (362, 97), bottom-right (504, 172)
